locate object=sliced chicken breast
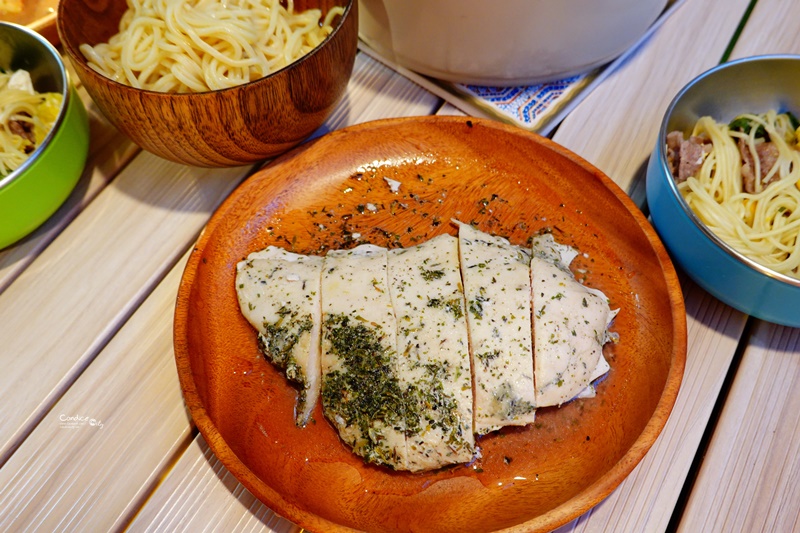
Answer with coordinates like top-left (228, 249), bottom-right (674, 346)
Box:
top-left (456, 222), bottom-right (537, 435)
top-left (530, 252), bottom-right (614, 407)
top-left (320, 244), bottom-right (409, 469)
top-left (388, 234), bottom-right (476, 471)
top-left (235, 246), bottom-right (323, 426)
top-left (530, 233), bottom-right (615, 406)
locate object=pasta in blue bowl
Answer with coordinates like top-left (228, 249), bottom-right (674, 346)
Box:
top-left (646, 54), bottom-right (800, 326)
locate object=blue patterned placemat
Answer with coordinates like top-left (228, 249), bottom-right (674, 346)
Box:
top-left (462, 78), bottom-right (584, 121)
top-left (453, 74), bottom-right (594, 133)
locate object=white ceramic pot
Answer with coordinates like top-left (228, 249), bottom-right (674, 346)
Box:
top-left (359, 0), bottom-right (667, 86)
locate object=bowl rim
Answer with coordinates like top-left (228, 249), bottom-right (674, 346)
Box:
top-left (0, 21), bottom-right (72, 192)
top-left (59, 0), bottom-right (355, 97)
top-left (655, 53), bottom-right (800, 289)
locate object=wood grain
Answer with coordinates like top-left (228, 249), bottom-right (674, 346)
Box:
top-left (174, 116), bottom-right (685, 533)
top-left (678, 322), bottom-right (800, 533)
top-left (56, 0), bottom-right (358, 167)
top-left (0, 153), bottom-right (252, 466)
top-left (677, 0), bottom-right (800, 530)
top-left (129, 435), bottom-right (300, 533)
top-left (0, 252), bottom-right (192, 532)
top-left (2, 0), bottom-right (59, 29)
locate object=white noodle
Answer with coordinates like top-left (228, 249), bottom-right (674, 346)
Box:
top-left (79, 0), bottom-right (344, 93)
top-left (0, 71), bottom-right (62, 177)
top-left (676, 111), bottom-right (800, 278)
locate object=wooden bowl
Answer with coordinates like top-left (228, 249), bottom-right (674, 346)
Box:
top-left (56, 0), bottom-right (357, 167)
top-left (174, 116), bottom-right (687, 532)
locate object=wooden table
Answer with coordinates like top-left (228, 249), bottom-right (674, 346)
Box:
top-left (1, 0), bottom-right (798, 530)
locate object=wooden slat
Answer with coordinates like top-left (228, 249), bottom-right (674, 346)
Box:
top-left (728, 0), bottom-right (800, 56)
top-left (678, 322), bottom-right (800, 532)
top-left (548, 0), bottom-right (754, 530)
top-left (316, 53), bottom-right (442, 138)
top-left (0, 52), bottom-right (441, 531)
top-left (0, 252), bottom-right (192, 532)
top-left (0, 150), bottom-right (251, 466)
top-left (128, 436), bottom-right (300, 533)
top-left (676, 0), bottom-right (800, 529)
top-left (436, 102), bottom-right (467, 118)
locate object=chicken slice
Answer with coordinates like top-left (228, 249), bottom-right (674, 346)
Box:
top-left (388, 234), bottom-right (476, 471)
top-left (320, 244), bottom-right (409, 469)
top-left (235, 246), bottom-right (323, 426)
top-left (530, 251), bottom-right (614, 407)
top-left (530, 233), bottom-right (615, 405)
top-left (456, 222), bottom-right (537, 435)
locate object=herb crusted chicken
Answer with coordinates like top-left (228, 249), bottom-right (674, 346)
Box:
top-left (235, 247), bottom-right (323, 426)
top-left (388, 234), bottom-right (476, 470)
top-left (320, 245), bottom-right (411, 468)
top-left (455, 221), bottom-right (538, 435)
top-left (235, 225), bottom-right (617, 472)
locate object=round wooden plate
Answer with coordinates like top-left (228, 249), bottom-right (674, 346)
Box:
top-left (174, 116), bottom-right (686, 533)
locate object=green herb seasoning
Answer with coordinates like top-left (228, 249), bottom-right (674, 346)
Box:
top-left (258, 306), bottom-right (313, 383)
top-left (404, 360), bottom-right (468, 449)
top-left (321, 313), bottom-right (408, 466)
top-left (476, 349), bottom-right (501, 369)
top-left (257, 307), bottom-right (314, 417)
top-left (426, 296), bottom-right (464, 320)
top-left (420, 266), bottom-right (445, 281)
top-left (493, 381), bottom-right (536, 419)
top-left (468, 295), bottom-right (489, 320)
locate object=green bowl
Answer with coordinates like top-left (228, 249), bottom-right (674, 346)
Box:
top-left (0, 22), bottom-right (89, 250)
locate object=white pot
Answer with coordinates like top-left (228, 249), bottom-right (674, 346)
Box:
top-left (359, 0), bottom-right (667, 86)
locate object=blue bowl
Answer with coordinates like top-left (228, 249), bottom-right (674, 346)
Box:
top-left (646, 54), bottom-right (800, 327)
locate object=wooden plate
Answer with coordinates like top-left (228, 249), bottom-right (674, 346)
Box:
top-left (2, 0), bottom-right (59, 44)
top-left (174, 116), bottom-right (686, 533)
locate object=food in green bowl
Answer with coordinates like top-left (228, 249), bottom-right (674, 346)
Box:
top-left (0, 22), bottom-right (89, 250)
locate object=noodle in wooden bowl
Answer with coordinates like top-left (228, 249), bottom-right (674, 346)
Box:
top-left (57, 0), bottom-right (357, 167)
top-left (646, 54), bottom-right (800, 327)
